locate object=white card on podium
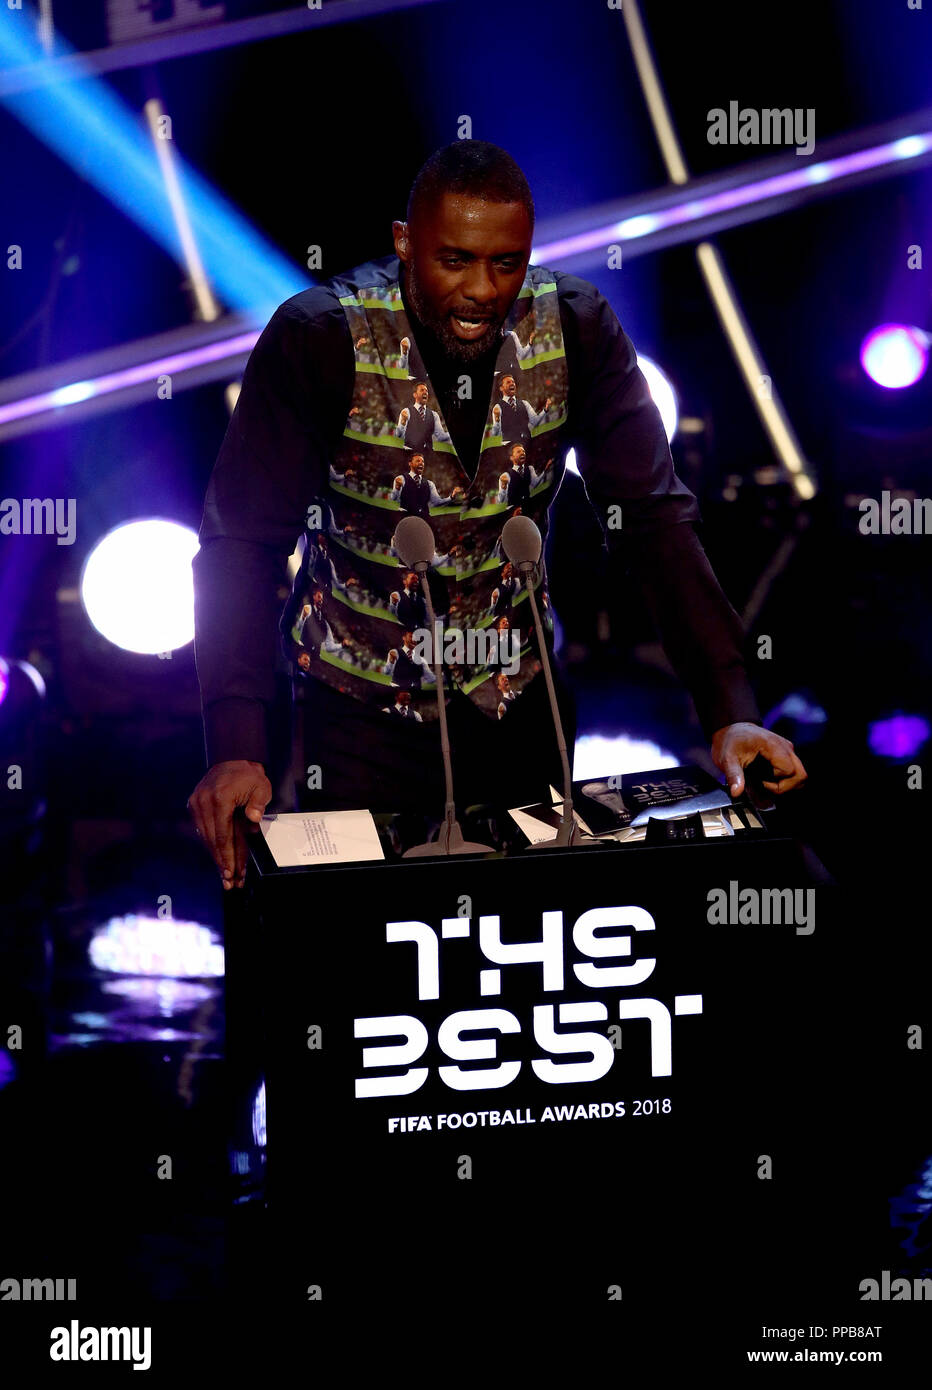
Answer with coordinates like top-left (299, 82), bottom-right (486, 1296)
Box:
top-left (259, 810), bottom-right (385, 867)
top-left (508, 801), bottom-right (595, 844)
top-left (507, 805), bottom-right (562, 845)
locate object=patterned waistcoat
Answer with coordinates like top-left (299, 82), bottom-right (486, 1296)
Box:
top-left (281, 260), bottom-right (570, 723)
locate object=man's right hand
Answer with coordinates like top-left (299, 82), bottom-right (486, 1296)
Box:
top-left (187, 760), bottom-right (272, 891)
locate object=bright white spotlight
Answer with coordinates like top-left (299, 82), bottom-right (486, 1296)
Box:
top-left (81, 519), bottom-right (199, 654)
top-left (564, 356), bottom-right (677, 475)
top-left (573, 733), bottom-right (678, 780)
top-left (892, 136), bottom-right (928, 160)
top-left (617, 213), bottom-right (662, 239)
top-left (860, 323), bottom-right (929, 390)
top-left (49, 380), bottom-right (96, 408)
top-left (637, 356), bottom-right (679, 441)
top-left (89, 913), bottom-right (223, 977)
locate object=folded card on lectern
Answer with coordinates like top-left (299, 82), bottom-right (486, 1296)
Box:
top-left (259, 810), bottom-right (384, 866)
top-left (507, 801), bottom-right (594, 844)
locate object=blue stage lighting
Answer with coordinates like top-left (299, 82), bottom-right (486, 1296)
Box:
top-left (0, 20), bottom-right (307, 319)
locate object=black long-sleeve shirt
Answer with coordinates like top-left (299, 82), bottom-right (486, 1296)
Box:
top-left (194, 256), bottom-right (762, 768)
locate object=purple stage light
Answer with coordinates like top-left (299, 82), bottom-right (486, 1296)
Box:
top-left (0, 658), bottom-right (46, 720)
top-left (0, 331), bottom-right (259, 428)
top-left (860, 324), bottom-right (929, 390)
top-left (534, 132), bottom-right (932, 263)
top-left (868, 713), bottom-right (930, 759)
top-left (2, 130), bottom-right (930, 436)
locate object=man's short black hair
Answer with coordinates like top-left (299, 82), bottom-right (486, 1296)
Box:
top-left (406, 140), bottom-right (535, 229)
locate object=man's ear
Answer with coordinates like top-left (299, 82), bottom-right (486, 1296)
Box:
top-left (392, 220), bottom-right (410, 261)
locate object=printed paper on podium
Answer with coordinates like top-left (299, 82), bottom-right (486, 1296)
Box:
top-left (259, 810), bottom-right (385, 866)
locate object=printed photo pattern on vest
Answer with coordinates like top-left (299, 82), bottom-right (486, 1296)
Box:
top-left (279, 265), bottom-right (570, 724)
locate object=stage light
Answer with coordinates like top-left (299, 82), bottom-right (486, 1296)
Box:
top-left (0, 656), bottom-right (48, 862)
top-left (0, 332), bottom-right (260, 433)
top-left (860, 324), bottom-right (929, 390)
top-left (762, 691), bottom-right (828, 745)
top-left (562, 356), bottom-right (677, 467)
top-left (15, 659), bottom-right (46, 700)
top-left (252, 1081), bottom-right (267, 1148)
top-left (88, 913), bottom-right (223, 978)
top-left (637, 357), bottom-right (679, 441)
top-left (867, 712), bottom-right (930, 760)
top-left (573, 733), bottom-right (677, 780)
top-left (50, 1006), bottom-right (208, 1045)
top-left (0, 658), bottom-right (47, 713)
top-left (533, 130), bottom-right (932, 265)
top-left (0, 18), bottom-right (306, 320)
top-left (892, 136), bottom-right (927, 160)
top-left (48, 380), bottom-right (96, 407)
top-left (618, 213), bottom-right (663, 239)
top-left (99, 979), bottom-right (217, 1008)
top-left (80, 519), bottom-right (199, 655)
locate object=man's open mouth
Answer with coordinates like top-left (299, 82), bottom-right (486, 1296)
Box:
top-left (450, 314), bottom-right (495, 338)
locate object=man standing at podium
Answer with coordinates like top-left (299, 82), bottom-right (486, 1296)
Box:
top-left (188, 139), bottom-right (806, 887)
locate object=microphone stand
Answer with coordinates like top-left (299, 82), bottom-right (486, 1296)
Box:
top-left (402, 566), bottom-right (494, 858)
top-left (517, 563), bottom-right (581, 848)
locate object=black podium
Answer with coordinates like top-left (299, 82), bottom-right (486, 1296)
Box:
top-left (226, 811), bottom-right (901, 1332)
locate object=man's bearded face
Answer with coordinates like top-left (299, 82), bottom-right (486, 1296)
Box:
top-left (399, 194), bottom-right (532, 363)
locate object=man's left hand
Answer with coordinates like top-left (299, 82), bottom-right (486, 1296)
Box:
top-left (711, 721), bottom-right (808, 797)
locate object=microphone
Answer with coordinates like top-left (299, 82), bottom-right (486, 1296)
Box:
top-left (500, 516), bottom-right (580, 848)
top-left (392, 515), bottom-right (434, 572)
top-left (392, 518), bottom-right (493, 857)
